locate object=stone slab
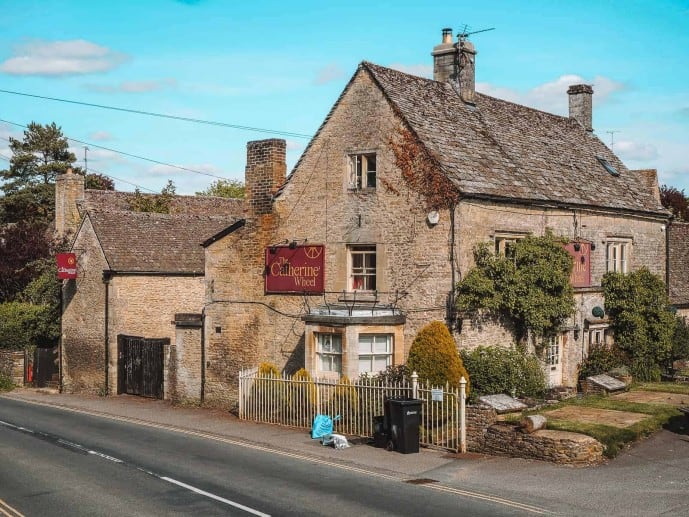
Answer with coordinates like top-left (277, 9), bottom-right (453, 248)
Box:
top-left (478, 394), bottom-right (527, 414)
top-left (587, 374), bottom-right (626, 392)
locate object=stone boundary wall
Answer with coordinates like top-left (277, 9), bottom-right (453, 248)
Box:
top-left (0, 350), bottom-right (25, 386)
top-left (480, 423), bottom-right (604, 466)
top-left (466, 404), bottom-right (604, 466)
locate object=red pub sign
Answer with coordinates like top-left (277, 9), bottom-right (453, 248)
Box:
top-left (56, 253), bottom-right (78, 279)
top-left (265, 245), bottom-right (325, 294)
top-left (563, 241), bottom-right (591, 288)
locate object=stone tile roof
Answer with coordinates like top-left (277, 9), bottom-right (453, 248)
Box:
top-left (82, 190), bottom-right (244, 217)
top-left (301, 62), bottom-right (665, 215)
top-left (669, 221), bottom-right (689, 306)
top-left (86, 211), bottom-right (235, 273)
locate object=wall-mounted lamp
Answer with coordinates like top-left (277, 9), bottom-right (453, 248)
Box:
top-left (591, 243), bottom-right (596, 251)
top-left (573, 243), bottom-right (581, 252)
top-left (288, 240), bottom-right (297, 249)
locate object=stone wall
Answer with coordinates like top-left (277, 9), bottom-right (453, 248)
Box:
top-left (0, 350), bottom-right (25, 386)
top-left (465, 404), bottom-right (498, 451)
top-left (170, 315), bottom-right (203, 404)
top-left (480, 423), bottom-right (604, 466)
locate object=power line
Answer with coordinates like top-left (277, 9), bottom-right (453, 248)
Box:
top-left (0, 118), bottom-right (232, 180)
top-left (0, 88), bottom-right (313, 139)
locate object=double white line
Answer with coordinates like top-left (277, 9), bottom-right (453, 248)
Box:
top-left (0, 498), bottom-right (24, 517)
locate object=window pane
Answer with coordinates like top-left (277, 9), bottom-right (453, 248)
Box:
top-left (359, 335), bottom-right (372, 354)
top-left (359, 357), bottom-right (371, 373)
top-left (373, 336), bottom-right (389, 354)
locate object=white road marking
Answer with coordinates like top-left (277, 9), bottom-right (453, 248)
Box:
top-left (161, 477), bottom-right (271, 517)
top-left (88, 450), bottom-right (123, 463)
top-left (0, 498), bottom-right (26, 517)
top-left (1, 396), bottom-right (551, 515)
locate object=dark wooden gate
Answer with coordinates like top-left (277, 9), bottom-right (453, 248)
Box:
top-left (33, 347), bottom-right (58, 388)
top-left (117, 335), bottom-right (166, 399)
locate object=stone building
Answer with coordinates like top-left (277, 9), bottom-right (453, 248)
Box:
top-left (57, 170), bottom-right (242, 399)
top-left (669, 221), bottom-right (689, 318)
top-left (201, 29), bottom-right (669, 406)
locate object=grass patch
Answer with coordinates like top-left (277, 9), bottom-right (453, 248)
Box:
top-left (513, 394), bottom-right (683, 458)
top-left (636, 382), bottom-right (689, 396)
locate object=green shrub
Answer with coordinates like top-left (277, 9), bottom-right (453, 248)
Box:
top-left (0, 373), bottom-right (14, 392)
top-left (577, 344), bottom-right (628, 381)
top-left (0, 301), bottom-right (58, 349)
top-left (461, 345), bottom-right (545, 400)
top-left (328, 375), bottom-right (359, 421)
top-left (249, 362), bottom-right (284, 420)
top-left (285, 368), bottom-right (317, 426)
top-left (407, 321), bottom-right (470, 394)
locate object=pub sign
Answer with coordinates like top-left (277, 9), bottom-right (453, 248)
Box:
top-left (265, 245), bottom-right (325, 294)
top-left (56, 253), bottom-right (78, 279)
top-left (564, 241), bottom-right (591, 288)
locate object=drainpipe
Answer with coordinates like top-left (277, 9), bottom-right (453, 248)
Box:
top-left (447, 204), bottom-right (458, 330)
top-left (103, 271), bottom-right (111, 395)
top-left (201, 308), bottom-right (206, 404)
top-left (59, 281), bottom-right (64, 393)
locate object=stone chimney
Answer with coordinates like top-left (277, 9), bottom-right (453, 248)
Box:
top-left (567, 84), bottom-right (593, 132)
top-left (633, 169), bottom-right (662, 205)
top-left (245, 139), bottom-right (286, 217)
top-left (431, 28), bottom-right (477, 104)
top-left (55, 167), bottom-right (85, 240)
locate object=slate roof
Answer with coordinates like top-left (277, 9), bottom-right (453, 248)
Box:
top-left (669, 221), bottom-right (689, 306)
top-left (82, 190), bottom-right (243, 217)
top-left (85, 211), bottom-right (235, 273)
top-left (286, 61), bottom-right (666, 216)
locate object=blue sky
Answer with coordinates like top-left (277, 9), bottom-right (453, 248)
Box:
top-left (1, 0), bottom-right (687, 194)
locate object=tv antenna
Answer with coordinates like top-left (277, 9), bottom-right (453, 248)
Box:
top-left (606, 130), bottom-right (620, 152)
top-left (457, 25), bottom-right (495, 43)
top-left (84, 146), bottom-right (89, 173)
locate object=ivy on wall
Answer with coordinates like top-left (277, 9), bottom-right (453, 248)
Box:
top-left (388, 127), bottom-right (459, 211)
top-left (456, 233), bottom-right (575, 342)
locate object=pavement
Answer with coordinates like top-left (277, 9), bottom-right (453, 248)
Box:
top-left (0, 388), bottom-right (462, 480)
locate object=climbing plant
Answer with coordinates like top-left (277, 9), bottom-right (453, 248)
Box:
top-left (388, 127), bottom-right (459, 210)
top-left (602, 268), bottom-right (675, 381)
top-left (456, 233), bottom-right (575, 342)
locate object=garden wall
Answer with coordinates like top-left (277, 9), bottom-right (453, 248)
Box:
top-left (0, 350), bottom-right (25, 386)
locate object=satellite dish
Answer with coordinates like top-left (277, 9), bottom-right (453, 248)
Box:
top-left (427, 211), bottom-right (440, 225)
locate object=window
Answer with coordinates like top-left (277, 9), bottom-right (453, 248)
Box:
top-left (596, 156), bottom-right (620, 177)
top-left (350, 245), bottom-right (376, 291)
top-left (589, 330), bottom-right (604, 347)
top-left (349, 153), bottom-right (376, 190)
top-left (358, 334), bottom-right (392, 374)
top-left (606, 241), bottom-right (629, 273)
top-left (494, 234), bottom-right (526, 258)
top-left (317, 333), bottom-right (342, 373)
top-left (546, 335), bottom-right (560, 367)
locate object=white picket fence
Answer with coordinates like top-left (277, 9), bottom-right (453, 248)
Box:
top-left (238, 368), bottom-right (467, 453)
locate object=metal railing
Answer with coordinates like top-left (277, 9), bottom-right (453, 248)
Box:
top-left (238, 368), bottom-right (467, 453)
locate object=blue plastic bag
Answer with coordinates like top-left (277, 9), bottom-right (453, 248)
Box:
top-left (311, 414), bottom-right (340, 439)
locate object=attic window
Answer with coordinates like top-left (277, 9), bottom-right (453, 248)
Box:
top-left (597, 156), bottom-right (619, 177)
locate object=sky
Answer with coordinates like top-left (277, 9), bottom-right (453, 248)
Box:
top-left (0, 0), bottom-right (687, 195)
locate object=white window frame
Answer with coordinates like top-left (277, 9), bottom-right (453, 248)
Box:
top-left (545, 335), bottom-right (561, 367)
top-left (349, 245), bottom-right (376, 291)
top-left (606, 240), bottom-right (630, 273)
top-left (348, 153), bottom-right (376, 190)
top-left (589, 329), bottom-right (604, 347)
top-left (358, 334), bottom-right (392, 374)
top-left (317, 333), bottom-right (342, 373)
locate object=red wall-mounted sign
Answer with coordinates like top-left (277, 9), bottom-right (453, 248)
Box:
top-left (56, 253), bottom-right (77, 279)
top-left (564, 242), bottom-right (591, 288)
top-left (265, 245), bottom-right (325, 294)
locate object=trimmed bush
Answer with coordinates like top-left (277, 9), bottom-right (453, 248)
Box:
top-left (407, 321), bottom-right (470, 394)
top-left (578, 345), bottom-right (628, 381)
top-left (285, 368), bottom-right (317, 426)
top-left (461, 345), bottom-right (545, 400)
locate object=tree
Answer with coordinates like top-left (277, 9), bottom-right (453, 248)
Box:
top-left (407, 321), bottom-right (470, 391)
top-left (456, 233), bottom-right (575, 342)
top-left (602, 268), bottom-right (675, 381)
top-left (196, 179), bottom-right (245, 199)
top-left (1, 122), bottom-right (78, 191)
top-left (660, 184), bottom-right (689, 221)
top-left (128, 180), bottom-right (176, 213)
top-left (85, 173), bottom-right (115, 191)
top-left (1, 122), bottom-right (80, 225)
top-left (0, 221), bottom-right (53, 302)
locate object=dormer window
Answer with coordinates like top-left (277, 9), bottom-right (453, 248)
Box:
top-left (597, 156), bottom-right (619, 177)
top-left (349, 153), bottom-right (376, 190)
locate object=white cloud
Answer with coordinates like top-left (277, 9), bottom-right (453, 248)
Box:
top-left (0, 39), bottom-right (127, 76)
top-left (614, 140), bottom-right (659, 161)
top-left (478, 74), bottom-right (625, 115)
top-left (286, 140), bottom-right (304, 151)
top-left (147, 163), bottom-right (224, 178)
top-left (314, 63), bottom-right (344, 85)
top-left (84, 78), bottom-right (177, 93)
top-left (89, 131), bottom-right (114, 141)
top-left (388, 63), bottom-right (433, 79)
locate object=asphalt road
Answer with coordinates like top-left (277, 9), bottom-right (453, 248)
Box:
top-left (0, 398), bottom-right (542, 516)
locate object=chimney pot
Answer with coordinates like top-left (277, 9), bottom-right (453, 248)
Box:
top-left (442, 28), bottom-right (453, 44)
